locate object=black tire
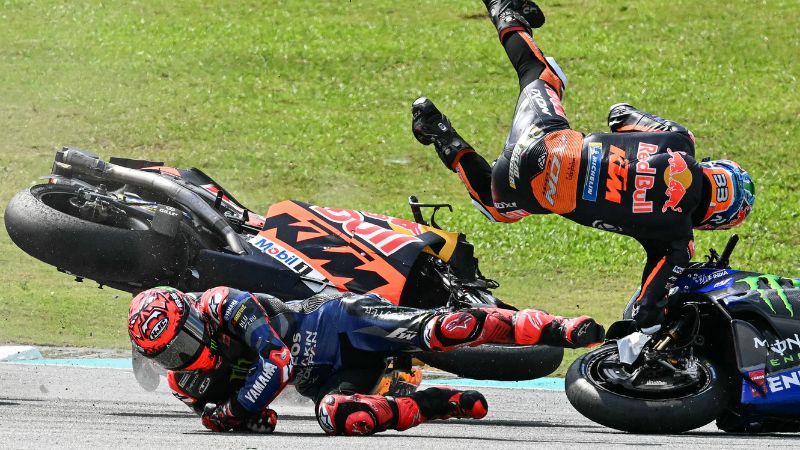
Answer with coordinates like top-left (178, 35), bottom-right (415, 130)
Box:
top-left (5, 184), bottom-right (184, 288)
top-left (416, 343), bottom-right (563, 381)
top-left (565, 343), bottom-right (730, 433)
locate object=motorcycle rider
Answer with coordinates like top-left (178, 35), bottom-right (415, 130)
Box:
top-left (128, 285), bottom-right (604, 435)
top-left (411, 0), bottom-right (756, 332)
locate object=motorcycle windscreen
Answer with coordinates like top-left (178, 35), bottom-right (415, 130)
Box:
top-left (253, 200), bottom-right (444, 304)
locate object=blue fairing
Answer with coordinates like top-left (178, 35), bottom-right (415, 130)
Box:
top-left (673, 268), bottom-right (739, 295)
top-left (677, 267), bottom-right (800, 417)
top-left (740, 366), bottom-right (800, 415)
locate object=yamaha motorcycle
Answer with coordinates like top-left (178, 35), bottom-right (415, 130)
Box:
top-left (566, 235), bottom-right (800, 433)
top-left (5, 147), bottom-right (563, 384)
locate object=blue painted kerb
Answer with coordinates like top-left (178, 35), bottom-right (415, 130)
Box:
top-left (3, 358), bottom-right (565, 391)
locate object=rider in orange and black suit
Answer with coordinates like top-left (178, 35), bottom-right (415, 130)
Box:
top-left (412, 0), bottom-right (755, 332)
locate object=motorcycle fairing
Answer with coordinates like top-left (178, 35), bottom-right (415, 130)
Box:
top-left (739, 365), bottom-right (800, 414)
top-left (256, 201), bottom-right (451, 304)
top-left (682, 270), bottom-right (800, 414)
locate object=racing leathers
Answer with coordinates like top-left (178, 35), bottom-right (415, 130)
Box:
top-left (412, 0), bottom-right (706, 330)
top-left (164, 286), bottom-right (603, 435)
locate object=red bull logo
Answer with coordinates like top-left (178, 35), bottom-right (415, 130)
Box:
top-left (662, 149), bottom-right (692, 213)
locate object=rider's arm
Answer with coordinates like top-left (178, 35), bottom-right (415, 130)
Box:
top-left (202, 287), bottom-right (293, 415)
top-left (166, 370), bottom-right (204, 415)
top-left (632, 237), bottom-right (695, 330)
top-left (454, 153), bottom-right (521, 223)
top-left (607, 104), bottom-right (696, 150)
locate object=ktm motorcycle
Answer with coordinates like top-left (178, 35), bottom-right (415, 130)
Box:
top-left (5, 147), bottom-right (563, 384)
top-left (566, 235), bottom-right (800, 433)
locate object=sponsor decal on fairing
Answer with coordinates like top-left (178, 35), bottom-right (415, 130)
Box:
top-left (310, 206), bottom-right (423, 256)
top-left (249, 235), bottom-right (327, 282)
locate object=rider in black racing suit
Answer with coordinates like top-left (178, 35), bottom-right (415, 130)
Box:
top-left (128, 286), bottom-right (603, 435)
top-left (412, 0), bottom-right (755, 332)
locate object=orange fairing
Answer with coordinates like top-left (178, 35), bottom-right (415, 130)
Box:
top-left (260, 201), bottom-right (413, 303)
top-left (530, 130), bottom-right (582, 214)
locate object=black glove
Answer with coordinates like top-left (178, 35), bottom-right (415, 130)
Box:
top-left (201, 401), bottom-right (242, 432)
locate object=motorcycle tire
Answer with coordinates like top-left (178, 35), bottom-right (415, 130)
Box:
top-left (565, 343), bottom-right (730, 433)
top-left (416, 343), bottom-right (563, 381)
top-left (5, 184), bottom-right (183, 287)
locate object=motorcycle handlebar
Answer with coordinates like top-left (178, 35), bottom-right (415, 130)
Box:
top-left (56, 147), bottom-right (247, 255)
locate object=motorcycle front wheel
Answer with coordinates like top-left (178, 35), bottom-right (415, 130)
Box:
top-left (565, 343), bottom-right (730, 433)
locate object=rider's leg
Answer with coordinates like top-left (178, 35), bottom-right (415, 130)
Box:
top-left (423, 307), bottom-right (605, 350)
top-left (484, 0), bottom-right (565, 96)
top-left (336, 293), bottom-right (603, 352)
top-left (316, 387), bottom-right (487, 435)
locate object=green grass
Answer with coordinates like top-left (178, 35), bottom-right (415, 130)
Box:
top-left (1, 0), bottom-right (798, 374)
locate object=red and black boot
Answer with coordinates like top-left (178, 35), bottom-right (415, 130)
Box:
top-left (514, 309), bottom-right (605, 348)
top-left (316, 388), bottom-right (487, 436)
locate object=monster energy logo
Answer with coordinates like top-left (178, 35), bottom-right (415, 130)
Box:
top-left (739, 275), bottom-right (800, 316)
top-left (754, 334), bottom-right (800, 355)
top-left (230, 358), bottom-right (253, 382)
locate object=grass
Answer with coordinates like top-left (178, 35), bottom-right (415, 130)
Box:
top-left (1, 0), bottom-right (798, 375)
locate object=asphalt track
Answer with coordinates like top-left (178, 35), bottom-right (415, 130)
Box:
top-left (1, 362), bottom-right (798, 449)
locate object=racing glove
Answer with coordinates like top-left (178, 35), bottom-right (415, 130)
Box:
top-left (241, 408), bottom-right (278, 434)
top-left (201, 401), bottom-right (242, 432)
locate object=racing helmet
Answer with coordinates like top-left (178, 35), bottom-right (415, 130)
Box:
top-left (695, 159), bottom-right (755, 230)
top-left (128, 287), bottom-right (216, 371)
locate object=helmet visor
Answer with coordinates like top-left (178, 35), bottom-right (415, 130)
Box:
top-left (150, 305), bottom-right (208, 370)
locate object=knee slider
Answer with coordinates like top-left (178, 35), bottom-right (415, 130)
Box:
top-left (424, 310), bottom-right (486, 351)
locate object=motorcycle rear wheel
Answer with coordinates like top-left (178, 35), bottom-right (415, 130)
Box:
top-left (416, 343), bottom-right (563, 381)
top-left (565, 343), bottom-right (730, 433)
top-left (5, 184), bottom-right (183, 289)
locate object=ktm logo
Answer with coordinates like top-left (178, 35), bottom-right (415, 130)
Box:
top-left (605, 145), bottom-right (629, 203)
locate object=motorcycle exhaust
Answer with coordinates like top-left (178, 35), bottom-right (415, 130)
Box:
top-left (53, 147), bottom-right (247, 255)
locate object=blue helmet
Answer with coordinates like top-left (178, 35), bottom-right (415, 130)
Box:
top-left (695, 160), bottom-right (755, 230)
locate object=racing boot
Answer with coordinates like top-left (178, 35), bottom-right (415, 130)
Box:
top-left (412, 97), bottom-right (474, 172)
top-left (515, 309), bottom-right (605, 348)
top-left (483, 0), bottom-right (545, 41)
top-left (608, 103), bottom-right (693, 139)
top-left (316, 388), bottom-right (486, 436)
top-left (407, 387), bottom-right (488, 421)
